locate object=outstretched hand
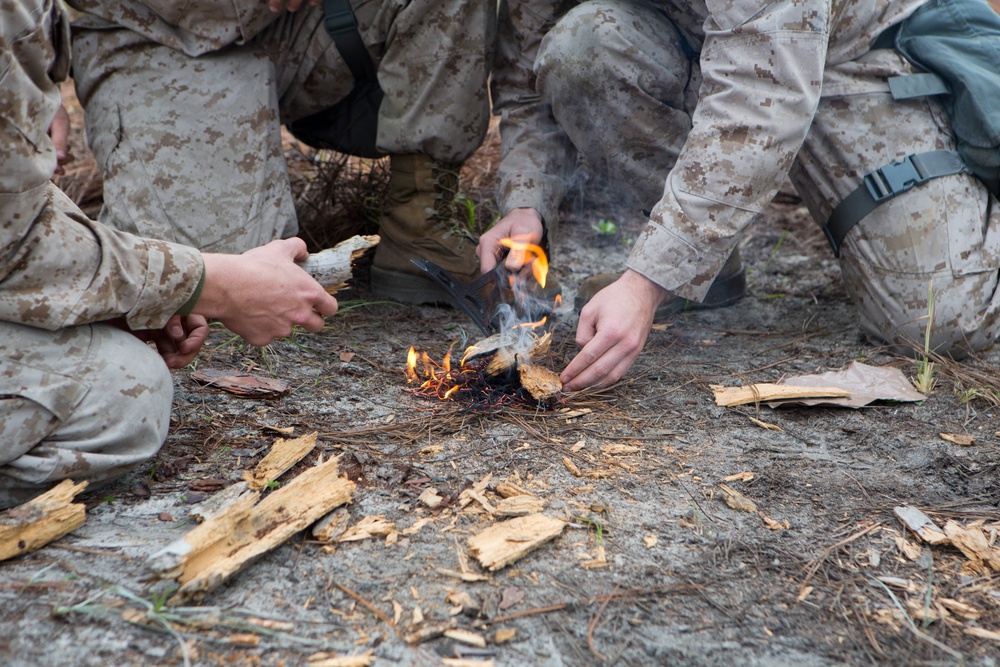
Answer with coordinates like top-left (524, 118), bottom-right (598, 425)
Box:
top-left (477, 208), bottom-right (545, 273)
top-left (198, 238), bottom-right (338, 346)
top-left (560, 270), bottom-right (667, 391)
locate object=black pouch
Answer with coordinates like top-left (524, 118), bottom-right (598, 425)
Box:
top-left (286, 0), bottom-right (386, 159)
top-left (893, 0), bottom-right (1000, 195)
top-left (287, 80), bottom-right (385, 159)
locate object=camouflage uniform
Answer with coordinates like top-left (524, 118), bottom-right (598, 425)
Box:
top-left (67, 0), bottom-right (496, 254)
top-left (0, 0), bottom-right (204, 508)
top-left (495, 0), bottom-right (1000, 356)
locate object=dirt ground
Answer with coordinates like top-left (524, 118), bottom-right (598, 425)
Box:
top-left (3, 88), bottom-right (1000, 667)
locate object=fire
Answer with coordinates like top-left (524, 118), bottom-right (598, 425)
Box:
top-left (498, 237), bottom-right (548, 288)
top-left (405, 236), bottom-right (562, 406)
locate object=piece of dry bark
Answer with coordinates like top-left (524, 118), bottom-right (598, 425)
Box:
top-left (243, 432), bottom-right (318, 490)
top-left (495, 480), bottom-right (532, 498)
top-left (718, 484), bottom-right (758, 513)
top-left (0, 480), bottom-right (88, 562)
top-left (312, 507), bottom-right (352, 543)
top-left (943, 520), bottom-right (1000, 571)
top-left (467, 514), bottom-right (566, 571)
top-left (298, 234), bottom-right (379, 292)
top-left (191, 369), bottom-right (290, 398)
top-left (894, 506), bottom-right (949, 545)
top-left (517, 363), bottom-right (562, 403)
top-left (147, 457), bottom-right (354, 603)
top-left (712, 383), bottom-right (851, 407)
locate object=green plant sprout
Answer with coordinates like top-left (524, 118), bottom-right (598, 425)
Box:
top-left (590, 218), bottom-right (618, 236)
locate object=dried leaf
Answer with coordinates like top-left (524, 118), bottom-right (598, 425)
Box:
top-left (940, 432), bottom-right (976, 446)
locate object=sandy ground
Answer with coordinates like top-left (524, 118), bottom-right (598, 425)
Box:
top-left (2, 92), bottom-right (1000, 667)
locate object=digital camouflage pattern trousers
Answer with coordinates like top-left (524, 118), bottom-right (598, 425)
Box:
top-left (535, 1), bottom-right (1000, 356)
top-left (70, 0), bottom-right (495, 253)
top-left (0, 322), bottom-right (172, 509)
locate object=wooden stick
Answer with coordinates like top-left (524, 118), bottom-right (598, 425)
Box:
top-left (298, 235), bottom-right (379, 290)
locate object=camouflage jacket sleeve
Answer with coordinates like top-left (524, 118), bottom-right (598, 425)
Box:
top-left (492, 0), bottom-right (578, 226)
top-left (0, 0), bottom-right (204, 332)
top-left (626, 0), bottom-right (916, 302)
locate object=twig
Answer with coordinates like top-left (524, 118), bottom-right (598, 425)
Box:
top-left (797, 522), bottom-right (882, 595)
top-left (48, 544), bottom-right (132, 560)
top-left (491, 603), bottom-right (568, 623)
top-left (331, 580), bottom-right (402, 639)
top-left (587, 584), bottom-right (619, 663)
top-left (868, 577), bottom-right (965, 663)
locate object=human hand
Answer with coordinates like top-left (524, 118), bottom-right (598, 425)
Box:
top-left (477, 208), bottom-right (544, 273)
top-left (133, 315), bottom-right (210, 369)
top-left (48, 103), bottom-right (74, 176)
top-left (560, 270), bottom-right (668, 391)
top-left (268, 0), bottom-right (319, 12)
top-left (197, 238), bottom-right (339, 346)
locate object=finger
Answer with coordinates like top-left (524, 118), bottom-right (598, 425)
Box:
top-left (313, 294), bottom-right (339, 318)
top-left (560, 330), bottom-right (615, 386)
top-left (285, 236), bottom-right (310, 261)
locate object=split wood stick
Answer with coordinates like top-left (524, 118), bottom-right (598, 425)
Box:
top-left (148, 457), bottom-right (355, 603)
top-left (711, 383), bottom-right (851, 407)
top-left (0, 480), bottom-right (88, 562)
top-left (243, 432), bottom-right (318, 490)
top-left (298, 234), bottom-right (379, 291)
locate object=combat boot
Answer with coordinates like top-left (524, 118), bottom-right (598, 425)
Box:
top-left (574, 249), bottom-right (746, 321)
top-left (370, 154), bottom-right (480, 304)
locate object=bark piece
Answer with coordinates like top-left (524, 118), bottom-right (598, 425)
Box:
top-left (0, 480), bottom-right (88, 562)
top-left (312, 507), bottom-right (352, 543)
top-left (718, 484), bottom-right (758, 513)
top-left (894, 506), bottom-right (948, 545)
top-left (518, 363), bottom-right (562, 403)
top-left (298, 234), bottom-right (380, 291)
top-left (467, 514), bottom-right (566, 571)
top-left (711, 383), bottom-right (851, 407)
top-left (147, 457), bottom-right (355, 603)
top-left (190, 369), bottom-right (290, 398)
top-left (243, 432), bottom-right (318, 490)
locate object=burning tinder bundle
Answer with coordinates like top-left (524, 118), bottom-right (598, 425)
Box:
top-left (406, 237), bottom-right (564, 407)
top-left (406, 328), bottom-right (563, 407)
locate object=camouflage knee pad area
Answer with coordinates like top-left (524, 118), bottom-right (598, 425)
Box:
top-left (0, 322), bottom-right (173, 509)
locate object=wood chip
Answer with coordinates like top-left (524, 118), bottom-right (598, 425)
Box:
top-left (940, 599), bottom-right (981, 621)
top-left (494, 628), bottom-right (516, 644)
top-left (467, 514), bottom-right (566, 571)
top-left (894, 537), bottom-right (922, 561)
top-left (307, 649), bottom-right (375, 667)
top-left (495, 481), bottom-right (532, 498)
top-left (147, 457), bottom-right (354, 603)
top-left (943, 520), bottom-right (1000, 570)
top-left (518, 363), bottom-right (563, 403)
top-left (436, 568), bottom-right (489, 583)
top-left (643, 534), bottom-right (657, 549)
top-left (748, 416), bottom-right (782, 431)
top-left (417, 487), bottom-right (444, 509)
top-left (711, 383), bottom-right (851, 407)
top-left (440, 660), bottom-right (496, 667)
top-left (494, 495), bottom-right (545, 517)
top-left (444, 628), bottom-right (487, 647)
top-left (722, 472), bottom-right (755, 483)
top-left (580, 543), bottom-right (608, 569)
top-left (964, 627), bottom-right (1000, 642)
top-left (940, 432), bottom-right (976, 446)
top-left (338, 515), bottom-right (396, 542)
top-left (893, 506), bottom-right (948, 545)
top-left (0, 480), bottom-right (88, 562)
top-left (718, 484), bottom-right (757, 513)
top-left (243, 432), bottom-right (318, 490)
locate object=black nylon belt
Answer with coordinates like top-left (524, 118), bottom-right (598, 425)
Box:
top-left (822, 150), bottom-right (968, 257)
top-left (322, 0), bottom-right (376, 83)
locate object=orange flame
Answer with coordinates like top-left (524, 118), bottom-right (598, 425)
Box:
top-left (499, 237), bottom-right (548, 288)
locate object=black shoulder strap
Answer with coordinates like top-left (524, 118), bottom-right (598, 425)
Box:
top-left (322, 0), bottom-right (377, 84)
